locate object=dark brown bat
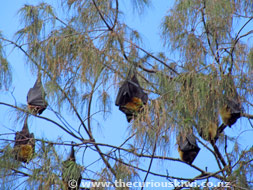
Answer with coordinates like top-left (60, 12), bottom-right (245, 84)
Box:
top-left (62, 143), bottom-right (82, 190)
top-left (178, 133), bottom-right (200, 165)
top-left (220, 98), bottom-right (242, 127)
top-left (27, 78), bottom-right (47, 115)
top-left (14, 116), bottom-right (35, 163)
top-left (115, 74), bottom-right (148, 122)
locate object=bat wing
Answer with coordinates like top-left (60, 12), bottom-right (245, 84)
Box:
top-left (116, 74), bottom-right (148, 122)
top-left (14, 121), bottom-right (35, 147)
top-left (178, 133), bottom-right (200, 164)
top-left (141, 92), bottom-right (148, 104)
top-left (179, 141), bottom-right (190, 152)
top-left (227, 98), bottom-right (242, 114)
top-left (28, 133), bottom-right (35, 149)
top-left (116, 74), bottom-right (148, 106)
top-left (180, 134), bottom-right (199, 152)
top-left (27, 79), bottom-right (47, 106)
top-left (186, 133), bottom-right (198, 147)
top-left (128, 75), bottom-right (148, 104)
top-left (14, 131), bottom-right (22, 147)
top-left (115, 81), bottom-right (131, 106)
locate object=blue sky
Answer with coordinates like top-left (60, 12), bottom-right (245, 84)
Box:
top-left (0, 0), bottom-right (252, 189)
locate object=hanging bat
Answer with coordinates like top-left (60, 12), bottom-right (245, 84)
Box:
top-left (27, 78), bottom-right (47, 115)
top-left (215, 101), bottom-right (241, 142)
top-left (115, 74), bottom-right (148, 122)
top-left (219, 98), bottom-right (242, 127)
top-left (14, 116), bottom-right (35, 163)
top-left (178, 133), bottom-right (200, 165)
top-left (62, 143), bottom-right (82, 190)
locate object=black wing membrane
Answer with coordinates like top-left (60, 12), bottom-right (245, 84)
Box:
top-left (115, 74), bottom-right (148, 122)
top-left (115, 80), bottom-right (131, 107)
top-left (27, 78), bottom-right (47, 115)
top-left (178, 133), bottom-right (200, 165)
top-left (14, 117), bottom-right (35, 163)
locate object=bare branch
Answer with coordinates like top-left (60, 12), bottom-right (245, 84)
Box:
top-left (92, 0), bottom-right (112, 31)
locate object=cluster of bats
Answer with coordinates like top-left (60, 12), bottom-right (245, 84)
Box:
top-left (13, 77), bottom-right (81, 190)
top-left (14, 78), bottom-right (47, 163)
top-left (11, 72), bottom-right (244, 189)
top-left (115, 73), bottom-right (244, 165)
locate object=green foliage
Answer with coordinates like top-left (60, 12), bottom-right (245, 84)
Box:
top-left (0, 145), bottom-right (21, 170)
top-left (229, 148), bottom-right (253, 189)
top-left (248, 47), bottom-right (253, 71)
top-left (0, 36), bottom-right (12, 90)
top-left (62, 160), bottom-right (82, 181)
top-left (0, 0), bottom-right (252, 189)
top-left (24, 142), bottom-right (61, 189)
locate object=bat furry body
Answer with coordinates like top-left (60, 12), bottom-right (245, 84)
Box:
top-left (219, 104), bottom-right (241, 127)
top-left (115, 75), bottom-right (148, 122)
top-left (27, 78), bottom-right (47, 115)
top-left (178, 133), bottom-right (200, 165)
top-left (14, 117), bottom-right (35, 163)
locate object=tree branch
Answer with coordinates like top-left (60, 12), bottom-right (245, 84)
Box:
top-left (92, 0), bottom-right (112, 31)
top-left (141, 131), bottom-right (158, 190)
top-left (0, 102), bottom-right (82, 140)
top-left (0, 37), bottom-right (117, 178)
top-left (229, 16), bottom-right (253, 73)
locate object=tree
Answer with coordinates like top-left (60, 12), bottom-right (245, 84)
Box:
top-left (0, 0), bottom-right (253, 189)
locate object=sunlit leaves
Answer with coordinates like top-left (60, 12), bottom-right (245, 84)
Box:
top-left (247, 47), bottom-right (253, 71)
top-left (114, 160), bottom-right (138, 184)
top-left (0, 37), bottom-right (12, 90)
top-left (161, 0), bottom-right (252, 73)
top-left (98, 90), bottom-right (112, 118)
top-left (205, 0), bottom-right (234, 40)
top-left (0, 0), bottom-right (253, 188)
top-left (130, 0), bottom-right (150, 14)
top-left (17, 3), bottom-right (55, 42)
top-left (27, 142), bottom-right (63, 189)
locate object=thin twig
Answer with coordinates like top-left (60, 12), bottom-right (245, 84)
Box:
top-left (111, 0), bottom-right (119, 31)
top-left (92, 0), bottom-right (112, 31)
top-left (141, 132), bottom-right (158, 190)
